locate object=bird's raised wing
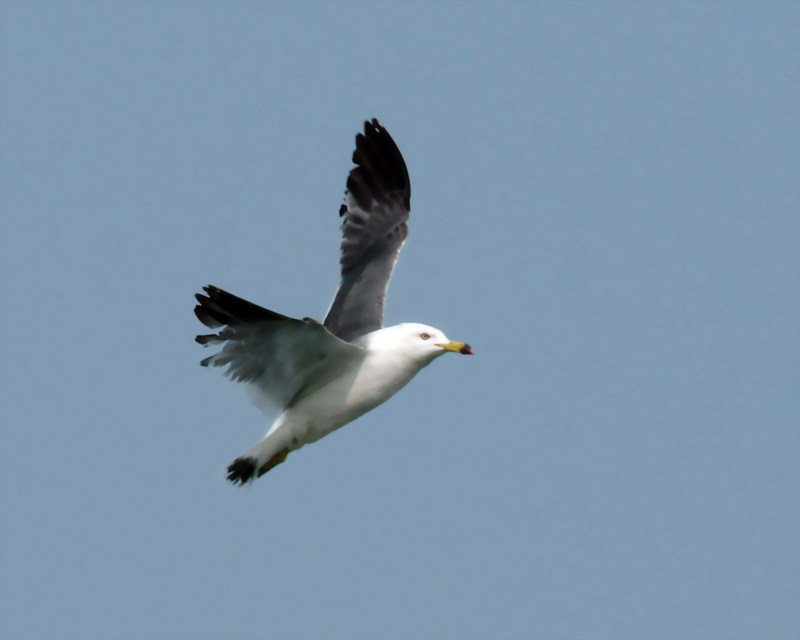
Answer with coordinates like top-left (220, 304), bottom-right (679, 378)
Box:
top-left (323, 119), bottom-right (411, 343)
top-left (195, 285), bottom-right (364, 414)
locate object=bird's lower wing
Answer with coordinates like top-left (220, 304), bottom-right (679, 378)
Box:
top-left (195, 285), bottom-right (363, 414)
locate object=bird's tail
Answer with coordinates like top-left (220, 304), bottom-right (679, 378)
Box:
top-left (226, 448), bottom-right (289, 485)
top-left (226, 419), bottom-right (295, 485)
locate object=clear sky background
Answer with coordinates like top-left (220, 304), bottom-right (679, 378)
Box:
top-left (1, 2), bottom-right (798, 640)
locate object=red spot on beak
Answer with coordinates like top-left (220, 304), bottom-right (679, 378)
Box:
top-left (460, 344), bottom-right (474, 355)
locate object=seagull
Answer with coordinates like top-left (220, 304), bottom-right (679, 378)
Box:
top-left (195, 119), bottom-right (473, 485)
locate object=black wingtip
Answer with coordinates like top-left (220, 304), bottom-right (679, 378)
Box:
top-left (347, 118), bottom-right (410, 212)
top-left (226, 456), bottom-right (257, 485)
top-left (194, 285), bottom-right (290, 330)
top-left (365, 118), bottom-right (383, 134)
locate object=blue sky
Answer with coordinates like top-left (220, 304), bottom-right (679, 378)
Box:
top-left (1, 2), bottom-right (798, 639)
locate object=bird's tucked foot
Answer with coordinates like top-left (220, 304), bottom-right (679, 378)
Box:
top-left (258, 447), bottom-right (289, 477)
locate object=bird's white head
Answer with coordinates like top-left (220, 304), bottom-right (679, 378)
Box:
top-left (363, 323), bottom-right (474, 364)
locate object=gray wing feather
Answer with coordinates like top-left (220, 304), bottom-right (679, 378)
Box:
top-left (195, 285), bottom-right (363, 414)
top-left (324, 119), bottom-right (411, 342)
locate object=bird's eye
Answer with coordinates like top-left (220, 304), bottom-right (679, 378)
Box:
top-left (420, 332), bottom-right (431, 340)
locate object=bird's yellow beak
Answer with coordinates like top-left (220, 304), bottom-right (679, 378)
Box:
top-left (436, 340), bottom-right (474, 355)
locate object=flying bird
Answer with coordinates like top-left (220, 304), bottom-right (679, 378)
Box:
top-left (195, 119), bottom-right (473, 485)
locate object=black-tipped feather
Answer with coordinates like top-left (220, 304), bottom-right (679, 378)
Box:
top-left (194, 284), bottom-right (363, 399)
top-left (194, 285), bottom-right (289, 329)
top-left (324, 119), bottom-right (411, 342)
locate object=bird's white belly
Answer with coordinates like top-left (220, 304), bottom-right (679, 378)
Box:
top-left (289, 352), bottom-right (420, 445)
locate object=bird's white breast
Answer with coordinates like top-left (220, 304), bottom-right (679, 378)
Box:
top-left (289, 347), bottom-right (425, 445)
